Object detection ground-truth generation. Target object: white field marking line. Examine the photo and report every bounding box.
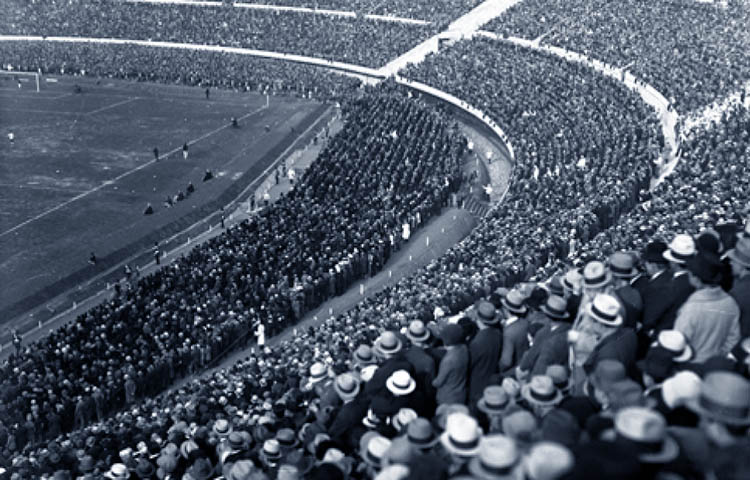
[0,103,268,238]
[1,107,84,115]
[85,96,137,115]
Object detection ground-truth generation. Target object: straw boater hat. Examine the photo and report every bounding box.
[434,403,470,431]
[561,269,583,295]
[308,362,330,385]
[440,413,483,457]
[405,417,440,449]
[476,301,500,325]
[523,442,574,480]
[334,373,361,402]
[361,434,392,470]
[353,345,377,367]
[585,293,623,327]
[262,439,282,462]
[654,330,693,363]
[467,434,521,480]
[547,275,564,297]
[374,331,403,358]
[391,408,418,432]
[213,418,232,438]
[687,372,750,426]
[502,290,527,315]
[582,261,611,290]
[608,252,638,279]
[663,234,696,264]
[726,237,750,268]
[540,295,569,320]
[477,385,510,416]
[521,375,563,407]
[611,407,679,464]
[386,370,416,397]
[104,463,129,479]
[405,320,431,344]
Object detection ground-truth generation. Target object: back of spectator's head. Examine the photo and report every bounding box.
[685,251,723,286]
[541,409,581,449]
[697,229,723,255]
[439,324,464,347]
[641,240,668,266]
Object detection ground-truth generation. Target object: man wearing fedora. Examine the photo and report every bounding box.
[642,234,697,335]
[674,252,740,363]
[517,295,573,376]
[468,301,503,404]
[727,237,750,337]
[499,291,531,376]
[608,251,644,329]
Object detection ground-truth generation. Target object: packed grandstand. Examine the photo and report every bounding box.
[1,0,750,479]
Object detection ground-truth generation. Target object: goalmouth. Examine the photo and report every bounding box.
[0,69,41,92]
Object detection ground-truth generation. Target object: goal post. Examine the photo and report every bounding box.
[0,69,41,92]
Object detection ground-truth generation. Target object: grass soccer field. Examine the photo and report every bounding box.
[0,75,326,322]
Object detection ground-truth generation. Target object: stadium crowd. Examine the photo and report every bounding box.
[487,0,750,115]
[1,0,434,68]
[0,88,465,462]
[0,42,361,101]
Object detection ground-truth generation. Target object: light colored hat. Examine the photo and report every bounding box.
[262,439,282,461]
[502,290,527,315]
[405,417,439,449]
[502,377,521,399]
[391,408,417,432]
[434,403,470,431]
[540,295,569,320]
[522,375,563,407]
[104,463,129,479]
[374,331,403,358]
[440,413,483,457]
[386,370,416,396]
[334,373,361,402]
[586,293,623,327]
[524,442,574,480]
[726,237,750,268]
[663,234,696,264]
[374,464,410,480]
[609,252,638,279]
[686,372,750,426]
[213,418,232,437]
[582,261,611,289]
[360,364,378,382]
[362,435,392,469]
[613,407,679,463]
[562,269,583,294]
[477,385,510,415]
[661,371,701,409]
[656,330,693,363]
[467,434,520,479]
[476,301,500,324]
[501,410,538,444]
[405,320,431,343]
[353,345,377,366]
[545,365,572,393]
[308,362,330,385]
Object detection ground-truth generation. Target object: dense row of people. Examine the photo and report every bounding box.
[0,88,466,459]
[0,42,361,101]
[1,0,434,68]
[487,0,750,115]
[4,219,750,478]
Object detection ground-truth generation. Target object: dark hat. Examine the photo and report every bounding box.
[476,301,499,325]
[134,459,155,479]
[570,440,642,480]
[685,252,723,284]
[641,240,668,264]
[638,347,675,383]
[440,324,463,346]
[696,229,722,255]
[540,295,569,320]
[541,409,581,448]
[186,458,214,480]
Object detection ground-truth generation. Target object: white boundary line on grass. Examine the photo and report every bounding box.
[0,102,268,238]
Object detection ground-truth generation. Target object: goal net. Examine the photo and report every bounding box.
[0,69,41,92]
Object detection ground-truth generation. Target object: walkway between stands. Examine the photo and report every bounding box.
[377,0,522,77]
[680,79,750,135]
[126,0,432,25]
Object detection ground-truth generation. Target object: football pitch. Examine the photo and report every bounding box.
[0,76,326,322]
